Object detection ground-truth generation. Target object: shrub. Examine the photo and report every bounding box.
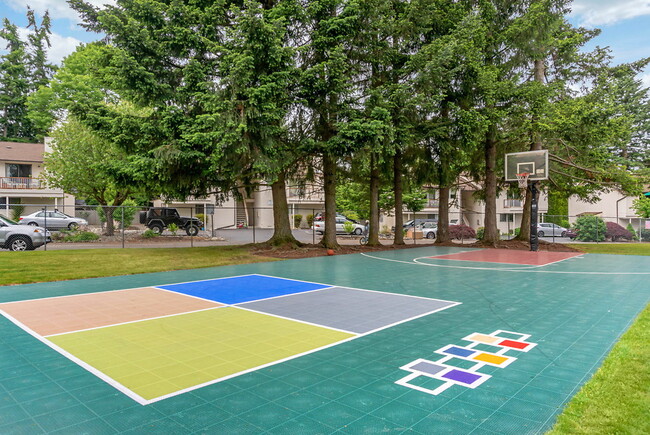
[142,229,159,238]
[168,223,179,235]
[343,210,360,221]
[380,225,391,235]
[476,227,485,240]
[449,224,476,239]
[343,220,355,234]
[605,222,633,241]
[626,223,638,240]
[639,229,650,242]
[11,204,24,222]
[97,200,139,229]
[63,231,100,242]
[514,227,521,237]
[574,215,606,242]
[293,214,303,228]
[306,214,314,227]
[196,214,206,226]
[559,219,570,230]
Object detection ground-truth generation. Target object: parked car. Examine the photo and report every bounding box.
[0,215,51,251]
[403,219,437,229]
[536,223,567,237]
[19,210,88,230]
[565,229,578,239]
[421,222,438,239]
[313,212,353,222]
[312,217,365,235]
[139,207,203,236]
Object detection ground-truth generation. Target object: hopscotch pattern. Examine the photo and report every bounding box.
[396,330,537,396]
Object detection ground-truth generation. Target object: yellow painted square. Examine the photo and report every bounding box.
[49,307,354,400]
[473,353,509,365]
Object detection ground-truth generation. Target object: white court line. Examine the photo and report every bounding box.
[422,251,583,269]
[232,305,359,335]
[361,252,650,275]
[146,332,362,404]
[0,273,261,305]
[0,309,149,405]
[44,306,225,338]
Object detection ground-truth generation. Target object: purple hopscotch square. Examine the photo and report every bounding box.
[442,369,482,385]
[444,346,476,358]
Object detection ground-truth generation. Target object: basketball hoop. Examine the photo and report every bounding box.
[516,172,530,189]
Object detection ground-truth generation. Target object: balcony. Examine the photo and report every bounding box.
[0,177,43,189]
[427,200,440,208]
[503,199,522,208]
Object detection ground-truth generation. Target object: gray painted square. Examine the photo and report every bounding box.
[236,287,457,334]
[411,361,447,376]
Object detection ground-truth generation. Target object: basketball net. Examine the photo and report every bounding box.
[516,172,529,189]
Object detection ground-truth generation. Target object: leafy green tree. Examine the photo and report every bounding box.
[297,0,361,249]
[70,0,303,246]
[44,118,140,236]
[632,197,650,218]
[0,9,55,140]
[0,19,31,139]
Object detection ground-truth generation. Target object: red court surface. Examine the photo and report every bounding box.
[429,248,583,266]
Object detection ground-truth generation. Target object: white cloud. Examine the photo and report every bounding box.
[3,0,116,23]
[16,27,82,65]
[571,0,650,27]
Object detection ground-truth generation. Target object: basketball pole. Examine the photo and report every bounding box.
[529,181,539,252]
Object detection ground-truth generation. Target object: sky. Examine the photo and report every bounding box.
[0,0,649,86]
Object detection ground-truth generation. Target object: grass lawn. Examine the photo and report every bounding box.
[566,243,650,256]
[548,304,649,434]
[0,246,278,285]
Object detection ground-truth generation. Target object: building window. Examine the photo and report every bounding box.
[5,164,32,178]
[500,213,514,222]
[195,204,205,215]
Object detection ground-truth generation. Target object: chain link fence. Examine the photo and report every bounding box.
[1,203,648,250]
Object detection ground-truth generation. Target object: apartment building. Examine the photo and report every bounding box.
[0,140,75,219]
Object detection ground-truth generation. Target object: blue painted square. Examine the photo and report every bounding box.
[444,346,476,358]
[158,274,329,304]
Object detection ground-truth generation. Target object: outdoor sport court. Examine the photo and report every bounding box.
[1,246,648,433]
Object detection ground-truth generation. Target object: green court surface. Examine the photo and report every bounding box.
[1,246,648,434]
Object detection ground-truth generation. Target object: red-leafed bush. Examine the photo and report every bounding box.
[449,224,476,239]
[605,222,633,241]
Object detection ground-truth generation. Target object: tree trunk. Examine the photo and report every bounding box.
[483,125,499,245]
[436,186,451,243]
[268,172,301,246]
[102,206,115,236]
[393,150,404,245]
[518,59,545,241]
[368,153,380,246]
[320,153,339,249]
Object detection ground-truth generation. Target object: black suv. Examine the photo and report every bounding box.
[139,208,202,236]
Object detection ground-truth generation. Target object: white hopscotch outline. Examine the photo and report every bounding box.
[396,330,538,396]
[0,274,461,405]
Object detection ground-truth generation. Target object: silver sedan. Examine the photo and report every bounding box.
[19,211,88,230]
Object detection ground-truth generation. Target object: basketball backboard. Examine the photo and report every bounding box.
[504,150,548,181]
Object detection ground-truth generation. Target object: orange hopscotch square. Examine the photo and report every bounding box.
[0,288,223,336]
[472,353,509,365]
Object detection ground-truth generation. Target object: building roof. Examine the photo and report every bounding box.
[0,142,45,163]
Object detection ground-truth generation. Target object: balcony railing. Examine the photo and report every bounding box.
[428,200,440,208]
[0,177,43,189]
[503,199,522,208]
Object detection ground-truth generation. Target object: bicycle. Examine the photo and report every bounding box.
[359,235,368,245]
